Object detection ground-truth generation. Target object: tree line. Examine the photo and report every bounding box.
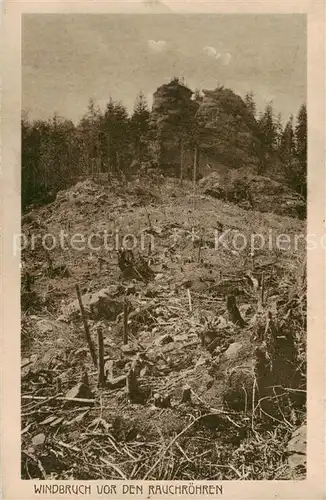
[22,92,150,209]
[245,93,307,197]
[22,83,307,210]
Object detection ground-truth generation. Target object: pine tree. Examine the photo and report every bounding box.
[279,115,295,164]
[21,114,37,209]
[100,99,130,176]
[130,92,150,161]
[258,102,277,152]
[274,112,283,149]
[244,91,256,117]
[295,104,307,170]
[280,105,307,198]
[257,102,278,172]
[78,98,102,175]
[22,114,77,209]
[293,104,307,197]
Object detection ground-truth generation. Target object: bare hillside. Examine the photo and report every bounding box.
[21,177,307,480]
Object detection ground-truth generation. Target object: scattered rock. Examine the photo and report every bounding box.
[37,319,54,335]
[223,342,244,361]
[60,286,124,322]
[65,382,94,401]
[32,433,46,447]
[106,375,127,390]
[36,319,71,341]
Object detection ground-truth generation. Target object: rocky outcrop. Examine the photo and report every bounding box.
[150,81,262,177]
[196,86,261,169]
[199,170,306,218]
[150,79,198,174]
[151,79,196,134]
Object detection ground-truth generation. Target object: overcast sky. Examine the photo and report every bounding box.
[22,13,306,124]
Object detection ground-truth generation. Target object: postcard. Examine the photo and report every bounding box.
[1,1,325,498]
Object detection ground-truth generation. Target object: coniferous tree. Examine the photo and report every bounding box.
[78,98,102,175]
[279,115,295,165]
[22,114,77,209]
[130,92,150,161]
[99,99,130,176]
[293,104,307,197]
[274,112,283,149]
[258,102,278,152]
[295,104,307,172]
[257,102,278,173]
[22,114,38,209]
[21,80,308,209]
[279,106,307,198]
[244,91,256,118]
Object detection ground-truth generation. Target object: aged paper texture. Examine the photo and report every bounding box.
[1,1,325,499]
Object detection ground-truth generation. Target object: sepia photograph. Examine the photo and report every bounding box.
[19,9,309,483]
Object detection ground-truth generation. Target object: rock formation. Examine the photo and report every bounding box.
[150,80,262,177]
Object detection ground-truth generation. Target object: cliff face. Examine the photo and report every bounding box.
[150,79,198,174]
[199,170,306,219]
[150,80,261,176]
[196,87,261,170]
[151,79,196,134]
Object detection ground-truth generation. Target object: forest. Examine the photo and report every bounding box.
[21,78,307,480]
[21,78,307,211]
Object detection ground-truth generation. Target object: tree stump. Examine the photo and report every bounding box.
[226,294,245,327]
[181,385,192,404]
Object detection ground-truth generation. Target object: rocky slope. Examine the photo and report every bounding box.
[199,171,306,219]
[21,177,306,480]
[196,87,261,169]
[150,81,262,177]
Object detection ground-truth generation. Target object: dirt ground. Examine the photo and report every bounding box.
[21,177,307,480]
